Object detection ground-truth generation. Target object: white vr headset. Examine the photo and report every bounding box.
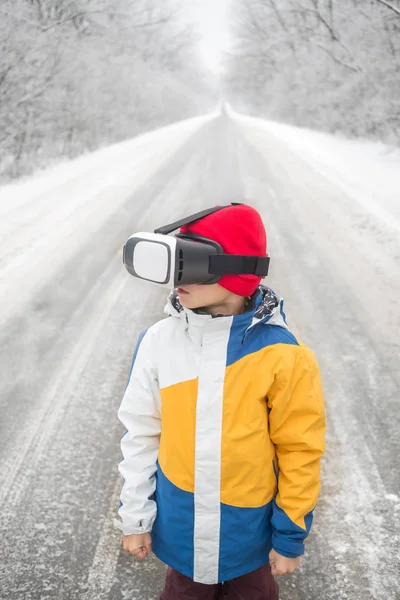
[122,204,270,287]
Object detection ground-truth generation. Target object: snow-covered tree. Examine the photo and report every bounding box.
[0,0,215,180]
[225,0,400,142]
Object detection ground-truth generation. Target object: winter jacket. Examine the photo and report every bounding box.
[115,286,326,584]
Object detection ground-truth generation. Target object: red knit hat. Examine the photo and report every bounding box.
[180,204,267,297]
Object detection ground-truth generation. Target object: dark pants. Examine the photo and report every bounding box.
[160,564,279,600]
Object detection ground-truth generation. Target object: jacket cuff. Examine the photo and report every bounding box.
[113,517,153,536]
[271,532,304,558]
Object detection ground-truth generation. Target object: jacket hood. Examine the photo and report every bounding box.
[165,285,289,334]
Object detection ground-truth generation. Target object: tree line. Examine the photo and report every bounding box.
[0,0,214,180]
[225,0,400,143]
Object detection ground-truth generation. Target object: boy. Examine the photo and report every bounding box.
[115,203,326,599]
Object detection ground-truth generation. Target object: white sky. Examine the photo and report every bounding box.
[190,0,232,74]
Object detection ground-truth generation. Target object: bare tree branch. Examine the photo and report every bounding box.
[244,2,270,44]
[0,64,14,90]
[328,0,334,33]
[384,18,397,55]
[41,10,172,31]
[265,0,298,57]
[314,43,361,73]
[292,5,339,40]
[375,0,400,16]
[14,40,61,107]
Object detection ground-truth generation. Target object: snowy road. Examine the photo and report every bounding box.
[0,113,399,600]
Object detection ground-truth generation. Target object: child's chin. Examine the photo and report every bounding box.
[178,295,199,309]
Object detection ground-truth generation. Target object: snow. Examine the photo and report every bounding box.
[230,109,400,232]
[385,493,400,503]
[1,109,399,600]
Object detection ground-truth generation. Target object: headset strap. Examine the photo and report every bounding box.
[209,255,270,277]
[154,203,243,235]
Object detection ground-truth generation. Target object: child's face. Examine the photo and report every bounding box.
[177,284,245,315]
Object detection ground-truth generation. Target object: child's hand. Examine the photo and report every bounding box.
[122,533,152,560]
[269,549,301,576]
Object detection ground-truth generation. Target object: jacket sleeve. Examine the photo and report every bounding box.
[267,342,326,558]
[114,329,161,536]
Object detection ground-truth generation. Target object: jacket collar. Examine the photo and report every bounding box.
[165,285,289,344]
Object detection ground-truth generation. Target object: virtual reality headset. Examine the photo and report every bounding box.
[122,204,270,287]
